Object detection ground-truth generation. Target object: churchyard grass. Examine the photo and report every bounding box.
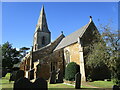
[1,73,114,89]
[0,73,14,90]
[48,83,74,88]
[86,81,114,88]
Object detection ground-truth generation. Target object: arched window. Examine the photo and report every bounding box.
[42,36,45,45]
[65,50,70,64]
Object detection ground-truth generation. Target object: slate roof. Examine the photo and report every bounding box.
[54,21,91,51]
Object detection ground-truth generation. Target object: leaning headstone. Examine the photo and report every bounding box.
[14,77,32,90]
[75,72,81,89]
[15,70,24,82]
[33,78,48,90]
[49,71,56,84]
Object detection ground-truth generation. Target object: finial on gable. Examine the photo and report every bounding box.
[89,16,92,22]
[61,31,63,34]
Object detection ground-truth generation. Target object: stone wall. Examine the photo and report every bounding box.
[36,49,64,80]
[20,55,31,72]
[63,42,86,81]
[64,43,80,65]
[33,61,39,79]
[36,63,50,80]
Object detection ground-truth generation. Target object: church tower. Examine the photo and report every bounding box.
[33,5,51,51]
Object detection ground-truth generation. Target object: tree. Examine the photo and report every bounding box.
[85,42,111,81]
[85,21,120,85]
[65,62,80,81]
[83,27,111,81]
[19,47,30,58]
[99,23,120,86]
[2,42,20,69]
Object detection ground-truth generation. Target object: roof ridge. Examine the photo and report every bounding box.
[79,21,91,37]
[52,33,65,43]
[54,21,92,51]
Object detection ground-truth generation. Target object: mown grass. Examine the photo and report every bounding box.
[87,81,114,88]
[1,73,75,90]
[0,73,14,90]
[1,73,114,90]
[49,83,74,88]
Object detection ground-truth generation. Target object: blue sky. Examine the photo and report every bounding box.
[2,2,118,50]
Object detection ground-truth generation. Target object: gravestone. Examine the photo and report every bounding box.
[49,71,56,84]
[14,77,32,90]
[113,85,119,90]
[75,72,81,89]
[14,77,48,89]
[15,70,24,82]
[56,71,63,83]
[33,78,48,90]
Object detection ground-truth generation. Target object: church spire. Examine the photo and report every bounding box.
[33,5,51,51]
[37,5,50,33]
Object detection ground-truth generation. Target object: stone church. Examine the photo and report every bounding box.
[20,5,101,82]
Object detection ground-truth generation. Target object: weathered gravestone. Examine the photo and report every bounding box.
[75,72,81,89]
[14,77,32,90]
[33,77,48,90]
[49,71,56,84]
[113,85,120,90]
[56,70,63,83]
[15,70,24,82]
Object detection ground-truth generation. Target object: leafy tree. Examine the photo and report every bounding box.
[85,21,120,86]
[2,42,20,69]
[83,26,110,81]
[99,23,120,86]
[85,39,111,81]
[65,62,80,81]
[19,47,30,58]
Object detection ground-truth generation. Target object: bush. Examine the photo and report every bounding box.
[65,62,80,81]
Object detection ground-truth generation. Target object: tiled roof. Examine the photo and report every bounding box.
[54,21,91,51]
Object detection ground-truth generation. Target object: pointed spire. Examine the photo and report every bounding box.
[36,5,50,33]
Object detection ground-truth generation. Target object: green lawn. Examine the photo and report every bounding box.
[0,73,14,90]
[0,73,75,90]
[87,81,114,88]
[48,83,74,88]
[0,73,114,90]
